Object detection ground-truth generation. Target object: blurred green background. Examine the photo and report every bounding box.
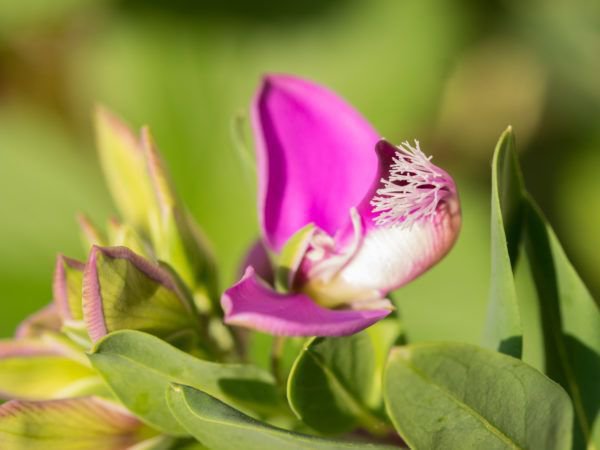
[1,0,598,341]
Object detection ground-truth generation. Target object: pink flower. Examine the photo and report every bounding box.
[222,75,461,336]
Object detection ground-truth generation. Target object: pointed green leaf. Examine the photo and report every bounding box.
[287,326,392,436]
[89,330,281,436]
[82,246,199,343]
[95,110,217,312]
[156,207,219,313]
[95,107,157,237]
[0,339,97,400]
[523,196,600,450]
[107,218,154,259]
[482,127,524,358]
[77,213,107,250]
[141,128,218,312]
[53,254,85,321]
[0,396,152,449]
[167,384,397,450]
[384,342,573,450]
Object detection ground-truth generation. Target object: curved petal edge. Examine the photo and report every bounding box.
[252,74,379,251]
[221,267,391,337]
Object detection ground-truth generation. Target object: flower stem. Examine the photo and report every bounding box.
[270,336,287,386]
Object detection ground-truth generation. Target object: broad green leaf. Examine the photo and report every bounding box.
[167,384,398,450]
[384,342,573,450]
[523,196,600,450]
[287,328,391,435]
[95,107,157,237]
[482,127,524,358]
[53,254,85,321]
[274,224,315,292]
[89,330,281,436]
[0,338,97,400]
[82,246,199,344]
[0,396,153,449]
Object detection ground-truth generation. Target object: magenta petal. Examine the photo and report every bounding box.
[237,239,274,285]
[221,268,391,337]
[252,74,379,251]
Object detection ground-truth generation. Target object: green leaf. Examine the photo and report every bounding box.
[53,254,85,321]
[95,107,158,238]
[82,246,200,344]
[89,330,281,436]
[76,213,107,251]
[95,109,218,314]
[287,327,391,435]
[156,207,219,313]
[522,196,600,450]
[167,384,398,450]
[107,218,154,259]
[140,128,219,312]
[0,338,98,400]
[384,342,573,450]
[482,127,524,358]
[0,396,153,449]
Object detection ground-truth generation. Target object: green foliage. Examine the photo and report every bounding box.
[482,127,523,358]
[0,90,597,450]
[384,342,573,450]
[0,396,153,449]
[287,323,398,436]
[480,128,600,450]
[166,384,398,450]
[82,246,200,344]
[522,197,600,449]
[95,110,219,312]
[0,348,96,400]
[89,330,281,436]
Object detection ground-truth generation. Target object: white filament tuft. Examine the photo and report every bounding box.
[370,141,452,228]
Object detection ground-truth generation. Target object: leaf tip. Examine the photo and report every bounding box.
[82,245,108,342]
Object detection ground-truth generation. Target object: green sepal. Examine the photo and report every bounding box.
[53,254,85,321]
[82,245,201,346]
[274,223,315,292]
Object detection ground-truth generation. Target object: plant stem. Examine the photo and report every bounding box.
[270,336,287,386]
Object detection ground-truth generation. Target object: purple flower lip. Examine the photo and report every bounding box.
[222,267,392,337]
[222,74,461,337]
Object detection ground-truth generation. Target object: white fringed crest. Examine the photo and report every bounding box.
[370,141,452,228]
